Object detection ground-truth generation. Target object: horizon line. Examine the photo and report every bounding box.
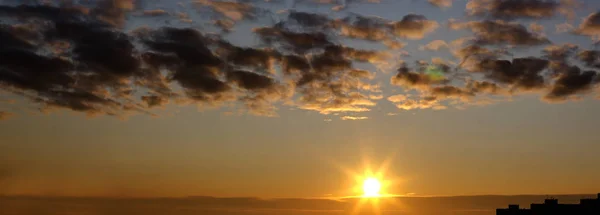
[1,193,598,200]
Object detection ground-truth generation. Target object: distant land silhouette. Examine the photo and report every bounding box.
[1,194,599,215]
[497,193,600,215]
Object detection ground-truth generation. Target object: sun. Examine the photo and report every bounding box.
[324,149,408,215]
[362,177,381,197]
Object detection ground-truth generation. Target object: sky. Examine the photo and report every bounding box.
[1,0,600,199]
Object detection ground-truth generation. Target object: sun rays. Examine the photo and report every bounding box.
[320,148,411,215]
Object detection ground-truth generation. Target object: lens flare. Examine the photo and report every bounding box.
[425,65,445,81]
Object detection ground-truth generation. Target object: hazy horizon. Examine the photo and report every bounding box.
[2,1,600,212]
[2,192,599,199]
[2,194,598,215]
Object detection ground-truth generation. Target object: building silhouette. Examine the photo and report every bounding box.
[497,193,600,215]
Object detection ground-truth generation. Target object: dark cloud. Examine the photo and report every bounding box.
[0,1,384,117]
[389,61,486,110]
[280,54,310,75]
[540,44,581,80]
[389,14,439,40]
[476,57,549,91]
[467,80,505,94]
[429,85,475,99]
[172,66,232,102]
[452,44,512,72]
[0,4,87,22]
[0,49,73,92]
[227,70,277,91]
[254,26,333,54]
[91,0,136,27]
[140,27,221,66]
[543,44,579,62]
[254,14,389,114]
[544,68,599,101]
[0,4,142,116]
[52,20,141,78]
[44,90,125,114]
[217,44,278,73]
[452,43,600,103]
[138,27,292,115]
[302,51,352,84]
[467,0,568,20]
[574,12,600,38]
[539,44,600,101]
[283,12,435,49]
[451,20,550,46]
[257,10,434,51]
[287,11,332,30]
[140,27,230,102]
[388,44,598,110]
[288,45,378,114]
[334,14,390,41]
[1,1,599,118]
[141,94,169,108]
[391,62,448,89]
[577,50,600,69]
[226,70,289,116]
[0,46,126,115]
[0,24,37,50]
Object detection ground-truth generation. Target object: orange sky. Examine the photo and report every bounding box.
[1,0,600,198]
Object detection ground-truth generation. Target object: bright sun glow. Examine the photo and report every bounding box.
[362,178,381,197]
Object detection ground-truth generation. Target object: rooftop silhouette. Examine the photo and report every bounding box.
[497,193,600,215]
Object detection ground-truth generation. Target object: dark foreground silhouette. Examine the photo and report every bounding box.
[497,193,600,215]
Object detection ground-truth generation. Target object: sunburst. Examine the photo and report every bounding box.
[324,150,409,215]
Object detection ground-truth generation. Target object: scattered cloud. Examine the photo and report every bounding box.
[0,0,599,119]
[578,50,600,69]
[475,57,550,91]
[335,14,391,41]
[450,20,550,46]
[544,68,598,102]
[466,0,573,20]
[390,14,439,40]
[391,62,448,89]
[429,0,453,8]
[575,12,600,40]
